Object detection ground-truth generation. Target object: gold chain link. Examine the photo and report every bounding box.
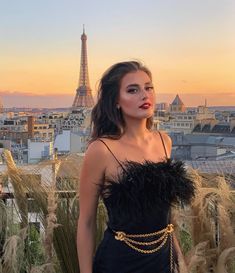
[170,232,173,273]
[124,232,169,254]
[113,224,175,272]
[123,226,168,238]
[125,232,167,246]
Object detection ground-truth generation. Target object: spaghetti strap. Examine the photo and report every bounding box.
[97,139,126,172]
[158,131,169,159]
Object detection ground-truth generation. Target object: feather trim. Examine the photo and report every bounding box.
[100,159,195,225]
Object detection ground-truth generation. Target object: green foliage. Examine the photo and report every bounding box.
[27,224,45,266]
[0,174,9,187]
[0,200,7,258]
[179,229,193,255]
[225,258,235,273]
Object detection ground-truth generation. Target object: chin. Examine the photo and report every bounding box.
[139,113,153,119]
[143,110,154,118]
[124,110,154,120]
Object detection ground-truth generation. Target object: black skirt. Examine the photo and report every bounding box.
[93,227,178,273]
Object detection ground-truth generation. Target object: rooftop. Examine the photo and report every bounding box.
[185,160,235,176]
[171,94,185,106]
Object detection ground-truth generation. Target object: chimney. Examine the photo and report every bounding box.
[28,116,35,139]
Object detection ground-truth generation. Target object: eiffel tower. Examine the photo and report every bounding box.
[72,26,94,110]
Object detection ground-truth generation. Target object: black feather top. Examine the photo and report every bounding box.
[99,159,195,231]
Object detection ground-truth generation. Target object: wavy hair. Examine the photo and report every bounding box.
[91,61,153,140]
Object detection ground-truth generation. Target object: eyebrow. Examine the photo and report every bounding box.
[126,82,152,88]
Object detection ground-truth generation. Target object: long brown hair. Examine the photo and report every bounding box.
[91,61,153,140]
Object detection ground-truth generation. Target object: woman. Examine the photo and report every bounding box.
[77,61,194,273]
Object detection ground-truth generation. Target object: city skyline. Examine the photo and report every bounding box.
[1,0,235,107]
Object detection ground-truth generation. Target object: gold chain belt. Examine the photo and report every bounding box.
[112,224,175,272]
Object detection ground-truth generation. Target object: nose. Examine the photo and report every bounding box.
[140,87,149,100]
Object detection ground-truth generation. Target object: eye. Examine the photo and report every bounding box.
[145,86,154,92]
[127,88,139,93]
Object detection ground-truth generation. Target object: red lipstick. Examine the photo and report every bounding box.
[139,103,151,109]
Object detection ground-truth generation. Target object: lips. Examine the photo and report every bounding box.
[139,103,151,109]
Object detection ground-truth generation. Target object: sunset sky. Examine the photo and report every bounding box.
[1,0,235,108]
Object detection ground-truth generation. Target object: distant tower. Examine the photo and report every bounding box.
[0,97,4,113]
[170,94,186,112]
[72,26,94,110]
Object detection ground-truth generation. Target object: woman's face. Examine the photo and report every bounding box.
[117,70,155,121]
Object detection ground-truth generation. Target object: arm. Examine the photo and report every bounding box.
[77,141,107,273]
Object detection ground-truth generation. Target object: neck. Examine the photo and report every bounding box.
[123,118,151,143]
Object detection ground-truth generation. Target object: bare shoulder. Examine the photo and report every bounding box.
[81,139,110,181]
[85,138,109,158]
[158,130,172,147]
[153,130,172,156]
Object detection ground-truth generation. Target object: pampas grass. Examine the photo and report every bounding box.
[29,263,54,273]
[216,247,235,273]
[1,149,235,273]
[44,186,58,259]
[2,228,27,273]
[178,167,235,273]
[52,191,79,273]
[4,150,28,228]
[95,200,107,249]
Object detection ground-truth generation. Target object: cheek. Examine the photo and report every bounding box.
[122,100,136,109]
[119,95,137,108]
[152,92,156,103]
